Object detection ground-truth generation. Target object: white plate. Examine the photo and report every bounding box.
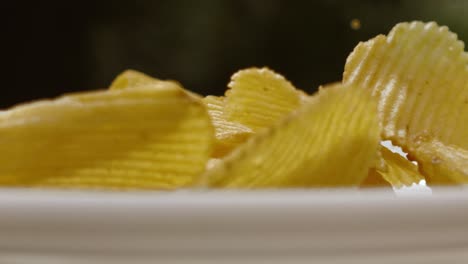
[1,188,468,264]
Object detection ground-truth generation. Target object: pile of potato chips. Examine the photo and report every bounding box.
[0,21,466,190]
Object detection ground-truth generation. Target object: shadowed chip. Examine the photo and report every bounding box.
[378,146,425,188]
[203,95,253,158]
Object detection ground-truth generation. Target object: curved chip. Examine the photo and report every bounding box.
[109,69,202,101]
[378,146,425,188]
[203,95,253,157]
[225,67,306,132]
[361,145,424,188]
[109,69,159,90]
[344,21,468,183]
[201,83,381,188]
[361,168,391,188]
[409,137,468,184]
[0,86,214,189]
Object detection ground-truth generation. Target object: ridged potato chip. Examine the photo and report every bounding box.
[225,68,307,132]
[0,86,213,189]
[344,21,468,184]
[202,83,381,188]
[361,168,391,188]
[378,146,425,188]
[204,68,306,158]
[203,95,253,157]
[409,138,468,184]
[360,146,424,188]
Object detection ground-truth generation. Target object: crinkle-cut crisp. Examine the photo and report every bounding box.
[360,146,424,189]
[378,146,425,188]
[409,137,468,184]
[0,86,214,189]
[344,21,468,184]
[202,83,381,188]
[206,68,307,157]
[225,68,307,132]
[203,95,253,157]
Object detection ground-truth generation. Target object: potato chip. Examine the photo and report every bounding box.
[361,168,391,188]
[224,68,307,132]
[409,137,468,184]
[109,69,202,100]
[201,83,380,188]
[360,145,424,188]
[109,69,159,90]
[343,21,468,183]
[0,86,213,189]
[203,95,253,157]
[377,146,425,188]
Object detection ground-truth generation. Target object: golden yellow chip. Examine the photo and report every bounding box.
[201,83,381,188]
[377,146,425,188]
[361,168,391,188]
[224,68,306,132]
[344,21,468,183]
[409,137,468,184]
[203,95,253,157]
[0,86,213,189]
[109,69,158,90]
[109,69,202,100]
[360,146,424,188]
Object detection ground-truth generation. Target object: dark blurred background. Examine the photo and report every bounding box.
[4,0,468,108]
